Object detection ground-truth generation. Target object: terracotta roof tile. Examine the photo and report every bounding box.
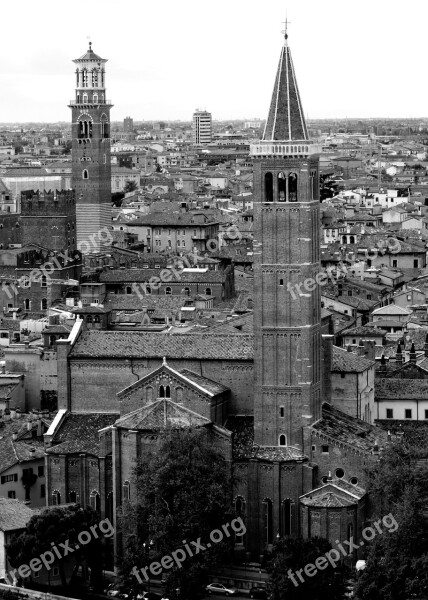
[46,413,118,455]
[332,346,375,373]
[70,331,254,360]
[0,498,34,531]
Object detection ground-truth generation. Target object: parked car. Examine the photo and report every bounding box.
[249,586,268,599]
[104,583,129,598]
[205,582,236,596]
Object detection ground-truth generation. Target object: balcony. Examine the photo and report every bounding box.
[69,99,112,106]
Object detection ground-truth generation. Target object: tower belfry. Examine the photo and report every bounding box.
[69,43,112,253]
[252,28,323,449]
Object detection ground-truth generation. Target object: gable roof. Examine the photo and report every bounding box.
[372,304,412,316]
[114,398,211,430]
[332,346,375,373]
[117,361,229,399]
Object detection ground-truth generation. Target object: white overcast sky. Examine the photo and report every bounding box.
[1,0,428,123]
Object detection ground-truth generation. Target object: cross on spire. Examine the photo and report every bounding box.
[281,14,290,43]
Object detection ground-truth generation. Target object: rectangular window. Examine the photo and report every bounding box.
[386,408,393,419]
[414,259,419,268]
[38,465,44,477]
[41,484,46,498]
[393,260,398,268]
[321,445,329,454]
[1,474,18,484]
[279,406,284,418]
[425,409,428,419]
[348,290,352,296]
[405,409,412,419]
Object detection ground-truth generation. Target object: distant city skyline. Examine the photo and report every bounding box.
[1,0,428,123]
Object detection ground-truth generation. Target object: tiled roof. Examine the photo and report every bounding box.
[0,498,34,532]
[114,399,211,430]
[125,212,217,226]
[179,369,229,395]
[375,378,428,400]
[99,269,225,284]
[300,492,355,507]
[105,294,189,312]
[226,416,306,462]
[332,346,375,373]
[70,331,254,360]
[372,305,412,316]
[341,326,386,337]
[311,403,388,453]
[46,413,118,455]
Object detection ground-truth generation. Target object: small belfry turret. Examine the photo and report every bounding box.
[69,43,112,253]
[252,25,322,449]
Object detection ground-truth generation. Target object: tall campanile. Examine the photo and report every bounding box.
[252,29,322,449]
[69,43,112,252]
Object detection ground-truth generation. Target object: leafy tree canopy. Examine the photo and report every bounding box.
[119,427,235,599]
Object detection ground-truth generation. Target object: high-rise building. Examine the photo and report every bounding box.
[123,116,133,133]
[192,109,212,145]
[252,29,323,449]
[69,43,112,253]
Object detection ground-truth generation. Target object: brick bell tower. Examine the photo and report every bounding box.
[252,28,323,449]
[69,43,112,253]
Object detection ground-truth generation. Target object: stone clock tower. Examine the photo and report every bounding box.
[252,30,323,450]
[69,43,112,253]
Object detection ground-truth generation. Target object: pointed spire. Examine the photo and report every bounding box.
[396,342,403,364]
[263,26,308,142]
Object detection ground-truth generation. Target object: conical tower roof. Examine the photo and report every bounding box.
[263,33,308,142]
[73,42,106,63]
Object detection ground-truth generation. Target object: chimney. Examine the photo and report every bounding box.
[3,409,10,422]
[15,408,21,419]
[378,354,387,373]
[410,342,417,364]
[10,407,16,420]
[396,342,403,365]
[363,340,375,361]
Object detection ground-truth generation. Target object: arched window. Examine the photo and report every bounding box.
[24,299,30,311]
[82,93,88,104]
[282,499,292,536]
[279,279,284,286]
[288,173,298,202]
[234,496,246,544]
[350,236,355,244]
[146,386,153,402]
[41,275,47,287]
[262,498,273,545]
[146,286,152,294]
[205,287,212,296]
[165,287,172,295]
[165,385,171,398]
[159,385,165,398]
[41,298,47,310]
[279,434,287,446]
[90,490,101,512]
[82,169,89,180]
[69,490,79,503]
[123,481,130,502]
[278,172,286,201]
[92,69,98,87]
[264,172,273,202]
[52,490,61,506]
[101,115,109,139]
[93,93,98,104]
[126,286,132,294]
[82,69,88,87]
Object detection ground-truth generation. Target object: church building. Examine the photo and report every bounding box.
[44,32,387,566]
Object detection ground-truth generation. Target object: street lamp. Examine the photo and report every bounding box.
[142,540,154,593]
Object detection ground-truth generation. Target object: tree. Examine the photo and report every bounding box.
[355,439,428,600]
[124,180,138,194]
[7,505,108,590]
[119,428,235,599]
[267,536,345,600]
